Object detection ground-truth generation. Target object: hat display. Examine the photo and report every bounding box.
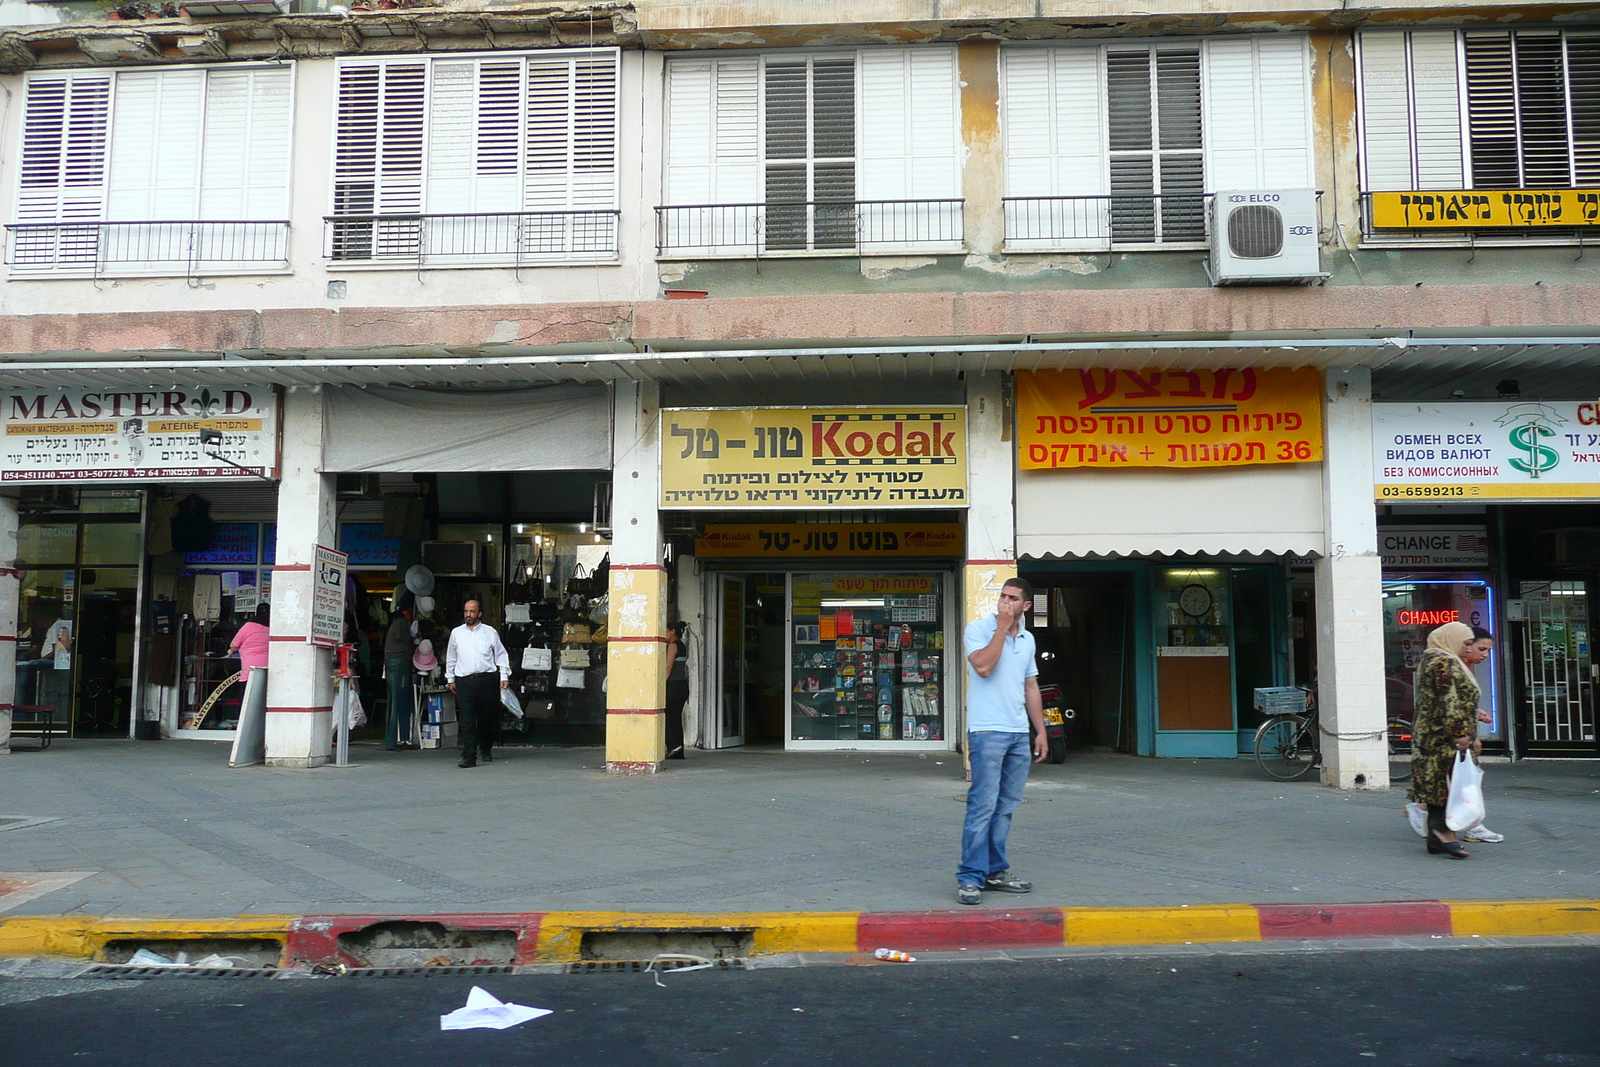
[404,565,435,597]
[416,595,436,616]
[412,638,439,672]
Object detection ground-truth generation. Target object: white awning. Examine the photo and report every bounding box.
[321,383,611,473]
[1016,464,1325,559]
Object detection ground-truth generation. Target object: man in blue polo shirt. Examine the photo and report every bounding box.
[957,576,1048,905]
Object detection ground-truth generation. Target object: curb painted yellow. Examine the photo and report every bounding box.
[0,916,294,961]
[533,911,861,963]
[1064,906,1262,946]
[1447,900,1600,938]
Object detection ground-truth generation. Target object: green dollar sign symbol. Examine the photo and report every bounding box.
[1509,422,1559,479]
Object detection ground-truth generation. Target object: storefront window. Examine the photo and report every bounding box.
[790,572,946,743]
[17,524,78,566]
[81,522,142,566]
[1382,575,1501,738]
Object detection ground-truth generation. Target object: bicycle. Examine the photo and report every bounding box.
[1251,685,1415,783]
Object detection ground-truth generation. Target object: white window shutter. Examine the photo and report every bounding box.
[713,57,760,203]
[377,63,426,219]
[858,46,959,249]
[857,46,958,200]
[425,59,477,214]
[200,67,292,220]
[14,72,111,269]
[664,58,714,205]
[664,55,757,252]
[1409,31,1464,187]
[1358,31,1416,190]
[1254,36,1313,188]
[1002,46,1107,246]
[107,70,204,222]
[523,49,617,256]
[1202,36,1312,191]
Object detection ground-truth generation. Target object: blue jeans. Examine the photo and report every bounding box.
[958,730,1032,887]
[385,657,414,749]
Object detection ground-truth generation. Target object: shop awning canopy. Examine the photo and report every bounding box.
[2,336,1598,396]
[1016,463,1326,560]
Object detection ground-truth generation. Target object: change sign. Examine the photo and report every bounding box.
[660,407,968,510]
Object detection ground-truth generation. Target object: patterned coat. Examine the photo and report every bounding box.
[1407,649,1480,807]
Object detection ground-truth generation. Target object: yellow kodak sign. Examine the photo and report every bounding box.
[661,407,968,509]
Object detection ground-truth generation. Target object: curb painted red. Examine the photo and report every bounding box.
[1256,901,1453,940]
[857,908,1064,952]
[285,912,545,967]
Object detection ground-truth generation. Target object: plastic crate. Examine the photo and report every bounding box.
[1253,687,1308,715]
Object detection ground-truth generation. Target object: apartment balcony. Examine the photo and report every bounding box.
[1002,195,1212,253]
[323,210,620,267]
[4,220,291,278]
[654,199,965,258]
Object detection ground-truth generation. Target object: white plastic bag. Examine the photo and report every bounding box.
[500,686,524,720]
[1444,749,1485,831]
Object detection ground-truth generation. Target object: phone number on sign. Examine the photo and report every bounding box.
[1378,485,1470,498]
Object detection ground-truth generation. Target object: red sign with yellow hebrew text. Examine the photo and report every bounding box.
[1016,368,1323,469]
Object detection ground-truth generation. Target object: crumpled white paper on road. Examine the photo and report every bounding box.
[440,986,553,1031]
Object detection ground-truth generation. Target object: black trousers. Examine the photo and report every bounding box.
[456,672,501,760]
[665,679,689,754]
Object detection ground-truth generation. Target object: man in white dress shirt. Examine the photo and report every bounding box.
[446,599,510,768]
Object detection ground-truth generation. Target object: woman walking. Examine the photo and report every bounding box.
[1408,620,1481,859]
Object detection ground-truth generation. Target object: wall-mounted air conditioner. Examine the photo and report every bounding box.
[1206,190,1327,286]
[422,541,481,577]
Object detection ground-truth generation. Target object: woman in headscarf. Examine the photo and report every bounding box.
[1407,621,1481,859]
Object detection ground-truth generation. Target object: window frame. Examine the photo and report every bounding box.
[658,45,964,260]
[8,62,296,280]
[998,35,1316,254]
[1354,25,1600,247]
[325,47,623,270]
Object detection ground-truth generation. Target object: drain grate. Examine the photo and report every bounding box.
[340,965,519,978]
[81,964,279,980]
[567,959,746,975]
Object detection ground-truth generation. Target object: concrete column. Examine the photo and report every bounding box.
[0,495,17,754]
[605,379,668,774]
[963,371,1017,628]
[1315,368,1388,789]
[958,41,1004,259]
[265,388,336,768]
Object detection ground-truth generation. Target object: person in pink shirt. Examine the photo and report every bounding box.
[229,604,271,674]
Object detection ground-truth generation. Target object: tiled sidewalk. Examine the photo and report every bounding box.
[0,740,1595,918]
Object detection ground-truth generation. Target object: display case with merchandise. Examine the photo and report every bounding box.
[790,573,946,743]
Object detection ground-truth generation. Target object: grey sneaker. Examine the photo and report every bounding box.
[984,871,1032,894]
[1405,802,1428,839]
[1463,824,1504,843]
[956,883,982,905]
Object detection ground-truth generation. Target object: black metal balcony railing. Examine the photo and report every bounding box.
[654,199,965,256]
[323,210,621,265]
[1003,194,1211,249]
[4,220,291,276]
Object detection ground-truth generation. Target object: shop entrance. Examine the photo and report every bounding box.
[1027,574,1136,752]
[1514,580,1597,757]
[703,566,957,751]
[14,492,143,738]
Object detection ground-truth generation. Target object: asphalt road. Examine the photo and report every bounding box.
[1,946,1596,1067]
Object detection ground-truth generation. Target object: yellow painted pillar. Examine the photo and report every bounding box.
[605,378,667,773]
[605,564,669,771]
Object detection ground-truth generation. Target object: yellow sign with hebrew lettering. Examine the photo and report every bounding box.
[1369,189,1600,229]
[1017,368,1323,469]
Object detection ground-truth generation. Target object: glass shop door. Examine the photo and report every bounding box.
[716,573,747,748]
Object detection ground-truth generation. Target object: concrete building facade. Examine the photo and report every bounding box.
[2,0,1598,777]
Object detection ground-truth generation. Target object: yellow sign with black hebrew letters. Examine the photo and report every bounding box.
[1368,189,1600,229]
[660,407,968,510]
